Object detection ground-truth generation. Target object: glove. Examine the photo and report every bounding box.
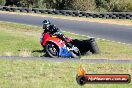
[54,32,64,37]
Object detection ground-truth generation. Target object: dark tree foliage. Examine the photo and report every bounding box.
[3,0,132,12]
[5,0,21,6]
[44,0,73,10]
[5,0,34,7]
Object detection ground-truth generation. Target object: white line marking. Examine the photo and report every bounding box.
[63,31,132,46]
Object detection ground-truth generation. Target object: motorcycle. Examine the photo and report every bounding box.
[40,32,81,58]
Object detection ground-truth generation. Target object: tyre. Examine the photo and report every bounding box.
[52,10,60,14]
[66,11,73,16]
[45,42,59,58]
[126,15,131,19]
[80,12,87,17]
[89,38,99,54]
[25,8,32,13]
[39,10,46,13]
[99,14,104,18]
[5,7,10,11]
[92,14,98,18]
[47,10,52,14]
[111,15,117,19]
[32,9,39,13]
[10,8,16,12]
[73,11,79,16]
[86,13,90,17]
[0,6,3,10]
[104,14,110,19]
[59,10,66,15]
[76,75,87,85]
[86,13,93,17]
[2,7,7,11]
[20,9,27,13]
[70,46,81,59]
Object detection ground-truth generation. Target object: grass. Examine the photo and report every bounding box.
[0,21,132,88]
[83,39,132,59]
[0,59,131,88]
[0,22,42,57]
[0,21,132,59]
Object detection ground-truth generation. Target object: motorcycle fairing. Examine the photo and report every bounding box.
[41,33,65,48]
[59,45,72,58]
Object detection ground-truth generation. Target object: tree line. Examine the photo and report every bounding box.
[0,0,132,12]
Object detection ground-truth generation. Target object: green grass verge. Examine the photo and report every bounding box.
[0,59,131,88]
[0,21,132,59]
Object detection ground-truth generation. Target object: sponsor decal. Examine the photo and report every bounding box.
[76,65,131,85]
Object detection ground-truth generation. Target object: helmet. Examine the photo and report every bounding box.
[42,20,51,29]
[42,20,51,25]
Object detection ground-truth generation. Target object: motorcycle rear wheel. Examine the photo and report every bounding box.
[70,46,81,59]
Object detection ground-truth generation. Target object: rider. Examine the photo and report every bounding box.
[42,20,72,47]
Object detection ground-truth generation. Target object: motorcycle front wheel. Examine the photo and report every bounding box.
[45,42,59,58]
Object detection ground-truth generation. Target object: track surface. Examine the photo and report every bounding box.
[0,12,132,44]
[0,56,132,63]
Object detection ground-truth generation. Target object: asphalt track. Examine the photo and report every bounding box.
[0,12,132,44]
[0,56,132,63]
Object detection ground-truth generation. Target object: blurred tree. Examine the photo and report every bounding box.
[5,0,21,6]
[94,0,132,12]
[5,0,35,7]
[70,0,96,11]
[3,0,132,12]
[43,0,72,10]
[0,0,5,5]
